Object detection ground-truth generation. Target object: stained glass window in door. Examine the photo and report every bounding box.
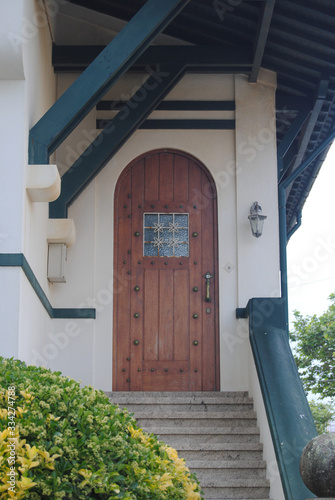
[144,213,189,257]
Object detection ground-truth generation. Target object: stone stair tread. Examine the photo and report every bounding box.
[118,404,254,413]
[174,442,264,451]
[135,410,257,419]
[111,397,254,405]
[158,436,261,447]
[107,391,250,398]
[181,450,264,461]
[151,426,260,435]
[200,478,270,487]
[186,460,266,469]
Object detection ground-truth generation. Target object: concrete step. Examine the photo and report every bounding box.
[107,391,250,400]
[149,426,260,435]
[201,478,270,488]
[111,396,254,404]
[172,442,264,452]
[188,460,267,480]
[193,468,267,481]
[156,433,261,447]
[136,411,257,429]
[108,392,254,407]
[202,484,270,500]
[176,448,265,461]
[203,491,270,500]
[106,391,270,499]
[117,402,254,412]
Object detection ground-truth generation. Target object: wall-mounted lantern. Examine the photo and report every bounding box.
[248,202,267,238]
[47,243,67,283]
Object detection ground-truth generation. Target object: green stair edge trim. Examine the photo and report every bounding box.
[248,297,316,500]
[0,253,95,319]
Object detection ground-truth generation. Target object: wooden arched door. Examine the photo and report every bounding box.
[113,150,219,391]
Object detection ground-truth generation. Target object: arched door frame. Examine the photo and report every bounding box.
[113,148,220,391]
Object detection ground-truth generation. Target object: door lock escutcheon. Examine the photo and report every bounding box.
[204,272,213,302]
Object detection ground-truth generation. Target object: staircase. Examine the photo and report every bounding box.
[106,392,271,500]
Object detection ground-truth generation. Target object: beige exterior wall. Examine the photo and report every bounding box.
[0,0,56,359]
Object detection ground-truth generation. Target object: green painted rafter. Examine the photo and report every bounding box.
[97,100,236,111]
[52,45,252,72]
[50,65,186,218]
[96,119,236,130]
[29,0,190,165]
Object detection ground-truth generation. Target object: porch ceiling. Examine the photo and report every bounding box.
[52,0,335,235]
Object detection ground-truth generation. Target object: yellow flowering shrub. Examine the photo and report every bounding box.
[0,358,203,499]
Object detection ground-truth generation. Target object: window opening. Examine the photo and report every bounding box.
[143,213,189,257]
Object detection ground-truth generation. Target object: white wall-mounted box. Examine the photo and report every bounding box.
[47,243,67,283]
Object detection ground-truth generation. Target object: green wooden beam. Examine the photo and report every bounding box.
[52,44,253,72]
[96,119,236,130]
[97,100,236,111]
[249,0,276,82]
[280,127,335,190]
[0,253,95,319]
[29,0,190,164]
[49,65,186,218]
[277,108,310,181]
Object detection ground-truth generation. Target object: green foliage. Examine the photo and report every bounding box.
[0,358,203,499]
[290,293,335,433]
[290,292,335,400]
[308,400,335,435]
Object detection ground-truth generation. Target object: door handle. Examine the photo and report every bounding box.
[204,272,213,302]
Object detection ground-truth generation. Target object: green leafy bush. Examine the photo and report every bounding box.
[0,358,203,499]
[309,400,335,435]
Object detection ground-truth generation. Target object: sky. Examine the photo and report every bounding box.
[287,142,335,327]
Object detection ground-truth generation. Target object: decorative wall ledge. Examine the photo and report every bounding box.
[47,219,76,247]
[26,164,60,202]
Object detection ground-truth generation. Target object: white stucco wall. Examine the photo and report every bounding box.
[0,0,56,363]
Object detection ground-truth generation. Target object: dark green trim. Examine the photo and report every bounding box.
[29,0,190,164]
[0,253,95,320]
[249,0,275,82]
[97,100,236,111]
[278,185,289,332]
[277,108,310,182]
[52,44,252,72]
[248,298,317,500]
[97,119,235,130]
[280,128,335,190]
[235,307,248,319]
[287,210,302,241]
[50,65,186,218]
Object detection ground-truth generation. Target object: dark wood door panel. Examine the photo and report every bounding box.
[113,149,219,391]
